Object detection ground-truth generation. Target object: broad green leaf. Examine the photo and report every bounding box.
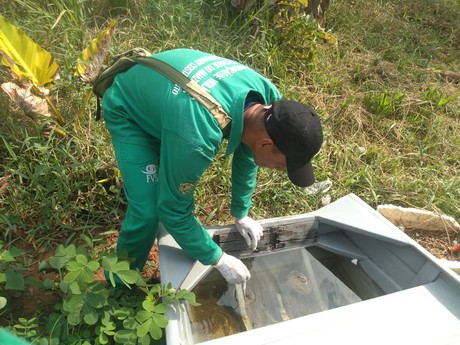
[138,335,151,345]
[79,234,94,248]
[136,275,147,287]
[122,316,137,330]
[165,285,176,295]
[38,260,50,271]
[63,270,79,284]
[176,290,200,306]
[87,292,106,308]
[153,303,167,314]
[0,15,59,88]
[102,255,118,270]
[43,279,55,289]
[76,254,88,265]
[163,295,174,304]
[68,281,81,294]
[0,251,14,262]
[114,307,131,320]
[68,312,82,326]
[90,282,109,295]
[142,300,155,312]
[149,284,162,295]
[83,310,99,325]
[76,246,88,256]
[81,267,95,283]
[112,261,129,272]
[38,339,50,345]
[114,330,136,344]
[50,338,60,345]
[0,296,7,309]
[137,319,151,338]
[87,260,100,272]
[5,270,25,290]
[9,246,24,257]
[48,255,69,270]
[66,260,83,272]
[101,311,111,326]
[104,322,116,335]
[65,244,77,256]
[25,277,43,287]
[99,332,109,345]
[175,289,188,299]
[54,245,66,256]
[149,321,163,340]
[135,310,151,323]
[59,280,69,293]
[152,313,168,328]
[63,294,84,312]
[75,19,117,83]
[108,271,116,288]
[117,270,139,284]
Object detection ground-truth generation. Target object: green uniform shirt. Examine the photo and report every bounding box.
[103,49,281,265]
[0,329,30,345]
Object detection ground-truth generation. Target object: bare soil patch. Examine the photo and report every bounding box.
[404,228,459,261]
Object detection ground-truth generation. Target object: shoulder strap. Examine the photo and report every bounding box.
[93,48,152,120]
[133,56,232,132]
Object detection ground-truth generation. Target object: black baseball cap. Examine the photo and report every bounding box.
[264,100,323,187]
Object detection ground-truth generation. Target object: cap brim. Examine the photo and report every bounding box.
[287,161,315,187]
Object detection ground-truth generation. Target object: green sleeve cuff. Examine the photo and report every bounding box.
[208,246,223,266]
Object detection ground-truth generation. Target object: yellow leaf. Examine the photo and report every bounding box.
[299,0,309,7]
[316,29,338,46]
[75,19,117,83]
[0,15,59,89]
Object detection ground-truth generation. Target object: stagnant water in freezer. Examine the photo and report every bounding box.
[186,247,377,343]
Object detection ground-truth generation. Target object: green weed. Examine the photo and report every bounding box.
[1,238,198,344]
[364,90,406,118]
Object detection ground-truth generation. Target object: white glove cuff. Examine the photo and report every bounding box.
[214,253,226,268]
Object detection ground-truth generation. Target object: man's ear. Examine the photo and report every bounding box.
[257,137,274,148]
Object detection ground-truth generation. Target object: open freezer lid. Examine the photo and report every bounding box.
[314,193,410,244]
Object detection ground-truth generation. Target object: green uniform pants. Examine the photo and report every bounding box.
[112,139,160,272]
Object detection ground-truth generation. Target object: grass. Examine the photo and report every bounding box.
[1,0,459,259]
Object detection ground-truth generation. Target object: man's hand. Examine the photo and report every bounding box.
[235,216,263,250]
[214,252,250,284]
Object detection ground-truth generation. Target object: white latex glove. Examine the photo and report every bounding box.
[214,252,251,284]
[235,216,263,250]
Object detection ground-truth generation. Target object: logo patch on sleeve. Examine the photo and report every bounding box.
[179,182,195,195]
